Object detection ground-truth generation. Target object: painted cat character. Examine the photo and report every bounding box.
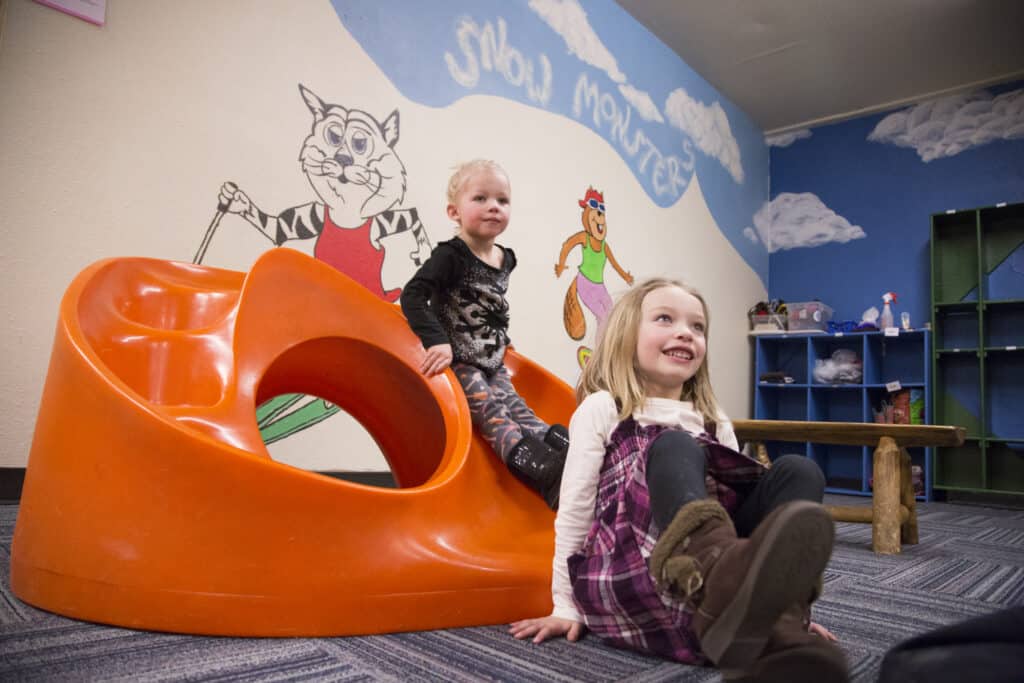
[218,84,431,301]
[554,188,634,350]
[215,84,433,444]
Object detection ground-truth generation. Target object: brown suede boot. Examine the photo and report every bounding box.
[649,499,835,670]
[723,603,848,683]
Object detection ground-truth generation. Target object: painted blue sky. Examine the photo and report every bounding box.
[330,0,770,284]
[769,80,1024,329]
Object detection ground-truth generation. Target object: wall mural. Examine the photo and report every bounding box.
[746,192,867,254]
[554,187,633,367]
[331,0,769,285]
[868,87,1024,162]
[195,84,432,444]
[191,0,777,444]
[759,86,1024,256]
[766,81,1024,335]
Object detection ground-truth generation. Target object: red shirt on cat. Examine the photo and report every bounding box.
[315,207,401,302]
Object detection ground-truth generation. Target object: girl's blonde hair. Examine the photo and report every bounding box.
[445,159,510,205]
[577,277,722,426]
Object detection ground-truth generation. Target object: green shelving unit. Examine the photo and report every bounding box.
[931,201,1024,497]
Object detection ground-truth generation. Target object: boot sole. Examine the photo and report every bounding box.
[722,642,848,683]
[700,501,835,669]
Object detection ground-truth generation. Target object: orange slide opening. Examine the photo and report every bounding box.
[11,249,576,636]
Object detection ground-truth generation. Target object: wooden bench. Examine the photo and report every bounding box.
[732,420,966,554]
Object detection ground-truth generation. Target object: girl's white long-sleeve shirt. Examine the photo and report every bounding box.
[550,390,738,622]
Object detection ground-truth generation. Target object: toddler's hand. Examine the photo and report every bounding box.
[420,343,453,376]
[509,616,584,644]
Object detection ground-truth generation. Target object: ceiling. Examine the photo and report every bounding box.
[616,0,1024,135]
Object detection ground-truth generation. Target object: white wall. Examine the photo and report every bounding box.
[0,0,766,471]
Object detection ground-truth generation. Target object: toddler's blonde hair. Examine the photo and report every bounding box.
[446,159,510,205]
[577,278,723,426]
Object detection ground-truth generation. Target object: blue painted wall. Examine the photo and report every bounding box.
[768,79,1024,328]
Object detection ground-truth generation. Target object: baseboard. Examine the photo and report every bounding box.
[0,468,26,504]
[940,489,1024,510]
[0,468,395,504]
[319,471,396,488]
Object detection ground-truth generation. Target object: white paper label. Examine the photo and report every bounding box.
[884,327,899,336]
[1008,346,1018,351]
[886,381,902,392]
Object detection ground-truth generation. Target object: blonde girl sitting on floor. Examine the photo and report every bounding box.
[511,278,847,682]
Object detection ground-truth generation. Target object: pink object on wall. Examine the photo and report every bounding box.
[33,0,106,27]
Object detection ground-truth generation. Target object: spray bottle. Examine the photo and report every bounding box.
[880,292,897,329]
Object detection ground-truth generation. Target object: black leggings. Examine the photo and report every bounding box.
[645,430,825,537]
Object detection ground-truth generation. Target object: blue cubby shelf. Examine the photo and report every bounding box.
[752,329,933,500]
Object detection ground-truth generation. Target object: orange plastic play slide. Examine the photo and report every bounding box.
[10,249,576,636]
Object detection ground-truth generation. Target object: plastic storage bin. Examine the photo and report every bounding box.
[749,312,787,333]
[787,301,833,331]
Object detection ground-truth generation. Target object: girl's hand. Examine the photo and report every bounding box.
[420,344,453,376]
[808,621,838,642]
[509,616,584,644]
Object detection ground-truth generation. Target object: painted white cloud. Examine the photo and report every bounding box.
[664,88,744,183]
[618,83,664,123]
[529,0,662,124]
[765,128,812,148]
[753,193,866,253]
[743,226,759,244]
[868,88,1024,161]
[529,0,625,83]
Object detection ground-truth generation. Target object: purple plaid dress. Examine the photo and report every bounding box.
[566,417,766,663]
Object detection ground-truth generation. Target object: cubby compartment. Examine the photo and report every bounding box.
[809,386,863,422]
[904,447,929,498]
[864,331,927,385]
[931,210,979,303]
[933,305,979,351]
[755,335,808,385]
[754,385,807,421]
[980,203,1024,301]
[986,441,1024,493]
[811,444,866,493]
[866,386,926,425]
[934,442,983,490]
[985,351,1024,440]
[810,335,864,385]
[934,353,982,437]
[983,301,1024,349]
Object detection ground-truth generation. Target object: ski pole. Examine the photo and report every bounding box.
[193,181,237,264]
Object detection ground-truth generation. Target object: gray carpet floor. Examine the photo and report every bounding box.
[2,495,1023,682]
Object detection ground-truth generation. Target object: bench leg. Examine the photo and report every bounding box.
[873,436,901,554]
[899,447,919,545]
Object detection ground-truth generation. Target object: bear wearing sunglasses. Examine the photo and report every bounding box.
[554,187,634,361]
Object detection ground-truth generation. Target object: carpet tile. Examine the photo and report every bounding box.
[2,495,1022,682]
